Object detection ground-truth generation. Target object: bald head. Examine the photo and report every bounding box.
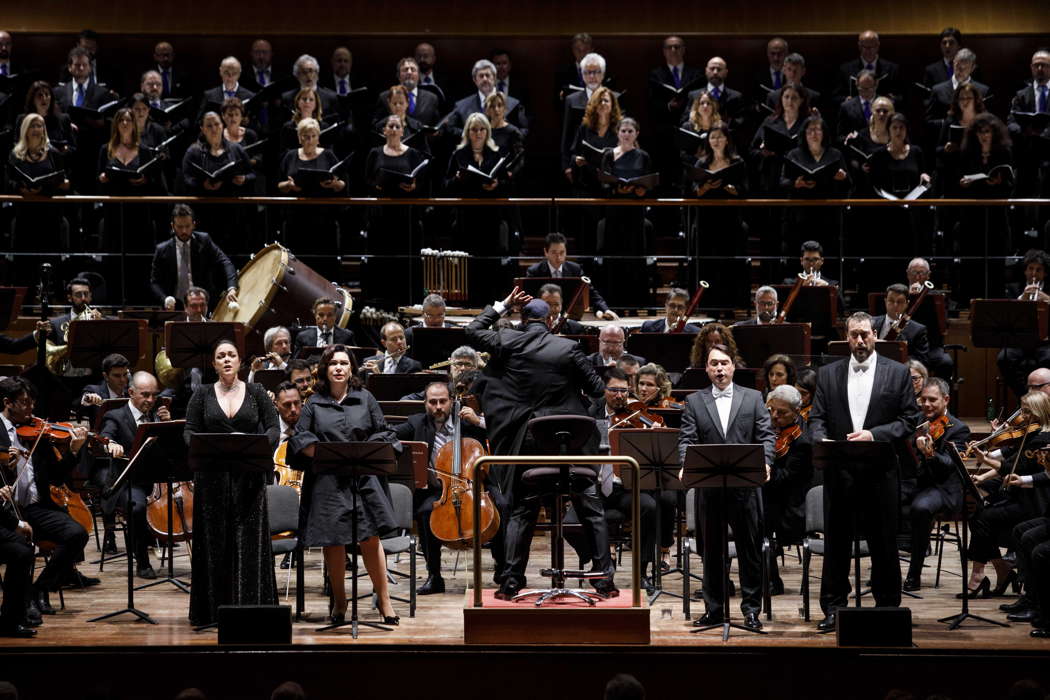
[1028,368,1050,395]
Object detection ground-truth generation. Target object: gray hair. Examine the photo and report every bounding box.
[767,384,802,410]
[955,48,977,65]
[924,376,950,397]
[756,285,778,301]
[848,311,874,328]
[538,283,563,297]
[451,345,479,363]
[421,293,446,311]
[908,358,929,379]
[580,52,606,74]
[293,54,319,78]
[472,59,497,79]
[263,326,290,352]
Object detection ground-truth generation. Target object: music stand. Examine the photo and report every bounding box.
[365,373,437,401]
[92,398,130,432]
[772,285,840,339]
[970,300,1049,351]
[187,432,275,631]
[0,287,27,330]
[88,435,163,625]
[132,420,192,595]
[811,440,899,615]
[626,333,697,373]
[681,443,767,640]
[311,441,398,638]
[164,321,245,370]
[407,327,467,369]
[252,369,287,393]
[938,443,1008,630]
[615,428,684,603]
[67,319,148,368]
[732,323,812,369]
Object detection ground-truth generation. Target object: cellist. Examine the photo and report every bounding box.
[98,371,173,580]
[0,376,91,620]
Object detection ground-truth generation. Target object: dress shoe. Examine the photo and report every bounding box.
[692,611,724,627]
[1000,597,1034,613]
[1007,609,1039,623]
[494,583,521,601]
[0,623,36,638]
[691,587,704,601]
[640,576,655,596]
[279,552,292,570]
[102,530,118,555]
[62,569,101,588]
[817,613,836,632]
[902,576,922,592]
[956,576,991,599]
[991,570,1020,597]
[34,590,55,615]
[1030,627,1050,638]
[592,578,620,598]
[418,575,445,595]
[137,565,157,580]
[382,614,400,626]
[25,602,42,626]
[744,613,763,631]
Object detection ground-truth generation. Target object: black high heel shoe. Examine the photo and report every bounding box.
[330,599,348,624]
[956,576,991,599]
[373,593,399,625]
[991,570,1019,597]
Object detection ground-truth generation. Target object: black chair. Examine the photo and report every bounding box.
[266,484,304,614]
[515,414,606,606]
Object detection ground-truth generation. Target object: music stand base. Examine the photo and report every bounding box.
[691,620,767,641]
[193,622,217,632]
[136,577,191,594]
[648,587,683,604]
[316,617,392,638]
[88,607,156,624]
[938,611,1008,630]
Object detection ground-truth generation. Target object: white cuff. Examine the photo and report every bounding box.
[1021,474,1035,488]
[493,301,507,315]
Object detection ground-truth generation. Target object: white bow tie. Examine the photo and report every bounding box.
[712,387,732,399]
[853,363,870,373]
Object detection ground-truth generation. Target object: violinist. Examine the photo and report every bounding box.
[762,353,796,398]
[795,366,816,422]
[0,469,35,637]
[635,363,683,409]
[873,284,931,367]
[287,359,316,398]
[393,381,491,595]
[901,378,970,592]
[639,288,701,333]
[964,390,1050,599]
[763,385,812,595]
[908,360,929,400]
[359,322,422,376]
[99,371,173,580]
[274,381,302,444]
[0,377,91,619]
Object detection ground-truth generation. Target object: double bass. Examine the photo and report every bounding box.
[429,397,500,549]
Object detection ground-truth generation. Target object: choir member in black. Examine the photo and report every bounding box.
[900,377,970,591]
[598,117,652,309]
[809,312,920,631]
[0,376,92,618]
[680,91,722,157]
[763,353,796,397]
[279,87,329,154]
[97,107,162,250]
[374,59,442,128]
[485,92,525,188]
[5,113,71,250]
[196,56,254,126]
[925,49,989,123]
[180,111,255,247]
[129,93,169,150]
[639,288,701,333]
[933,83,985,204]
[363,114,428,308]
[868,114,932,256]
[834,30,903,106]
[288,345,401,624]
[835,70,878,144]
[688,322,746,370]
[922,28,962,89]
[372,85,427,151]
[221,97,262,178]
[779,115,850,258]
[765,53,822,115]
[998,250,1050,399]
[568,86,621,193]
[1007,49,1050,238]
[16,81,75,159]
[183,339,279,626]
[646,36,701,190]
[966,391,1050,598]
[841,95,892,193]
[689,122,748,309]
[680,344,775,630]
[751,84,808,194]
[874,283,932,367]
[763,384,812,594]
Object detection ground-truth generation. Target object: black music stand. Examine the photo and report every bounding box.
[938,443,1008,630]
[0,287,27,330]
[133,420,191,595]
[732,323,812,369]
[616,428,684,603]
[187,432,275,631]
[970,300,1049,351]
[88,435,164,624]
[772,285,840,340]
[67,319,148,369]
[92,398,130,432]
[626,333,698,373]
[252,368,287,393]
[365,373,436,401]
[682,443,767,640]
[811,440,905,615]
[164,321,245,370]
[407,327,467,369]
[312,441,398,637]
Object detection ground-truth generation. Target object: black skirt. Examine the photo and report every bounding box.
[304,473,397,546]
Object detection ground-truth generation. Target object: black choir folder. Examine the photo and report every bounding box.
[294,155,352,190]
[190,159,247,181]
[377,159,429,186]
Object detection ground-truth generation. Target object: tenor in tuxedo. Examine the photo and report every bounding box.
[678,345,775,626]
[149,230,238,307]
[808,313,919,627]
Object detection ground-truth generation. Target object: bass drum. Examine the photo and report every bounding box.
[212,244,353,354]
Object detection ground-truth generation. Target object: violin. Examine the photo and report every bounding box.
[927,414,949,442]
[429,397,500,549]
[774,423,803,458]
[965,408,1040,456]
[609,400,665,430]
[799,404,812,421]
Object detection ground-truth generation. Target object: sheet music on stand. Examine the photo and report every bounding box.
[970,299,1049,351]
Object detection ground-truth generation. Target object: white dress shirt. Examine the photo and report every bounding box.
[712,384,733,435]
[847,352,878,433]
[2,413,38,506]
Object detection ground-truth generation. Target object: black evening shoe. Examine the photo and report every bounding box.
[330,601,347,625]
[991,570,1019,597]
[592,578,620,598]
[956,576,991,599]
[902,575,922,592]
[494,583,521,600]
[0,623,36,638]
[1030,627,1050,638]
[1007,609,1039,623]
[418,575,445,595]
[25,602,42,626]
[102,530,118,555]
[640,576,655,596]
[817,613,836,632]
[744,613,763,631]
[693,611,724,627]
[137,565,157,580]
[279,552,292,570]
[34,590,55,615]
[382,614,400,626]
[1001,597,1034,613]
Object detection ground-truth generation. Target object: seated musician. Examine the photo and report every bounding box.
[998,250,1050,399]
[639,288,701,333]
[763,384,812,595]
[272,380,303,569]
[762,353,796,397]
[635,363,683,409]
[99,371,173,580]
[286,359,316,399]
[586,325,645,372]
[78,352,130,416]
[617,355,642,388]
[732,285,778,326]
[0,377,92,617]
[359,322,423,376]
[901,377,970,592]
[150,203,239,311]
[48,277,103,384]
[908,359,929,400]
[784,240,847,312]
[873,283,931,366]
[393,380,494,595]
[539,283,588,334]
[0,467,36,637]
[906,257,953,380]
[404,293,458,347]
[564,367,669,594]
[292,297,354,355]
[795,366,816,421]
[400,346,481,401]
[526,232,619,321]
[688,322,745,369]
[249,326,292,381]
[182,287,210,323]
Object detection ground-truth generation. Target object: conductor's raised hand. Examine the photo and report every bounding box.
[502,287,533,312]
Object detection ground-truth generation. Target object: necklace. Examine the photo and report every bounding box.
[218,380,239,393]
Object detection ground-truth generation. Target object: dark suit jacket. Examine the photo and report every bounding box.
[639,318,701,333]
[0,331,37,355]
[677,383,776,465]
[99,404,160,486]
[560,89,590,169]
[54,79,113,113]
[292,326,356,355]
[197,85,256,123]
[836,97,871,141]
[584,351,646,371]
[393,412,487,488]
[647,64,703,126]
[374,87,441,127]
[148,232,238,305]
[912,413,970,491]
[444,92,527,134]
[872,314,930,365]
[835,57,902,103]
[764,420,813,540]
[924,59,953,88]
[1008,84,1047,137]
[524,260,610,313]
[808,354,920,461]
[360,353,423,376]
[925,79,990,121]
[466,307,604,458]
[77,381,127,423]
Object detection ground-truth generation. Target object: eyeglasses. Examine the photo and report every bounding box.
[1028,382,1050,391]
[606,387,630,393]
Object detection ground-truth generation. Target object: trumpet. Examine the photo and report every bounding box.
[1025,277,1044,301]
[46,305,103,374]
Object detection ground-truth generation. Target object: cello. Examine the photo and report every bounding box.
[146,481,194,546]
[429,397,500,550]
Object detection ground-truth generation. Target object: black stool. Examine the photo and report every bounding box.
[515,415,606,606]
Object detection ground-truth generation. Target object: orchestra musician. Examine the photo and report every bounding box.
[901,377,970,591]
[286,359,316,398]
[183,339,279,626]
[809,312,920,632]
[359,322,422,376]
[873,283,932,367]
[783,241,846,314]
[287,344,402,625]
[679,344,774,631]
[905,257,953,380]
[908,359,929,400]
[998,250,1050,399]
[763,384,812,595]
[98,371,173,580]
[292,297,354,356]
[586,326,645,373]
[0,321,50,356]
[538,283,587,335]
[399,346,479,401]
[248,326,292,381]
[0,377,92,618]
[762,354,796,396]
[526,232,618,321]
[1006,467,1050,637]
[272,380,302,569]
[635,363,682,409]
[150,204,239,311]
[48,278,103,382]
[404,293,458,347]
[732,285,778,327]
[0,462,35,637]
[795,366,816,421]
[689,322,745,369]
[639,288,700,333]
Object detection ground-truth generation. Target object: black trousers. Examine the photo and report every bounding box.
[103,483,152,567]
[925,346,955,382]
[1019,518,1050,627]
[906,483,962,579]
[968,497,1031,564]
[1014,516,1049,611]
[564,486,674,571]
[997,345,1050,400]
[0,525,34,625]
[698,487,763,617]
[22,502,88,592]
[820,465,901,614]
